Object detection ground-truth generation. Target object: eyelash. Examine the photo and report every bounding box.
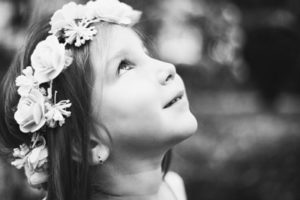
[117,59,134,75]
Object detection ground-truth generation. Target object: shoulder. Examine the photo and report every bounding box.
[164,171,187,200]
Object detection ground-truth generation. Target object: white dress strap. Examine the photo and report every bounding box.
[164,171,187,200]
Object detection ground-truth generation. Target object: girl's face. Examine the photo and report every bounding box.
[90,26,197,156]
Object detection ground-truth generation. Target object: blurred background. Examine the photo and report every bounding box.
[1,0,300,199]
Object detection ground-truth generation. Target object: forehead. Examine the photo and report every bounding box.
[108,26,143,56]
[90,25,143,65]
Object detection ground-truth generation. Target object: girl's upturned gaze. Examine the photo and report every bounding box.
[0,1,197,200]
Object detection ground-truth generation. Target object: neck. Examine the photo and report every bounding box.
[89,154,167,200]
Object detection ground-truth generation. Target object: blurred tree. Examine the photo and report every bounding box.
[232,0,300,107]
[243,25,300,107]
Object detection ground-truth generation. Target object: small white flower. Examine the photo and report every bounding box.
[15,66,38,96]
[63,19,97,47]
[12,144,30,157]
[45,100,72,128]
[11,144,30,169]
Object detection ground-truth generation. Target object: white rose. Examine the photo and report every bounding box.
[24,136,48,187]
[31,35,67,84]
[87,0,141,25]
[25,142,48,187]
[50,2,89,35]
[14,89,46,133]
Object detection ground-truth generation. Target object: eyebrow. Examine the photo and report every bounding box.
[107,40,148,67]
[107,50,126,67]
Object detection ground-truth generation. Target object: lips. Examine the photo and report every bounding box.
[163,90,184,109]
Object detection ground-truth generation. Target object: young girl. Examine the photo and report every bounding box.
[0,1,198,200]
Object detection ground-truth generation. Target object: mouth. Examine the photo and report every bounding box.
[163,90,184,109]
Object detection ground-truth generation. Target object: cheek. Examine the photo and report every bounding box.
[100,80,162,138]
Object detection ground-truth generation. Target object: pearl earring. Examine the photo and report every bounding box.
[98,154,104,164]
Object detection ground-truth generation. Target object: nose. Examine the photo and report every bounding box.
[157,61,176,85]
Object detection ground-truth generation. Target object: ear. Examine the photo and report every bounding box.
[71,134,110,165]
[88,134,110,165]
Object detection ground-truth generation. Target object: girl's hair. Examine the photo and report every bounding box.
[0,16,171,200]
[0,15,93,200]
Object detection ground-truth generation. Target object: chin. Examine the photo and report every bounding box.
[167,112,198,146]
[180,112,198,137]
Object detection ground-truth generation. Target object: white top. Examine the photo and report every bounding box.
[164,171,187,200]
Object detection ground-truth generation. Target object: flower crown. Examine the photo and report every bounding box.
[11,0,141,189]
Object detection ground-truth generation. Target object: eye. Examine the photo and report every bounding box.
[117,59,134,75]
